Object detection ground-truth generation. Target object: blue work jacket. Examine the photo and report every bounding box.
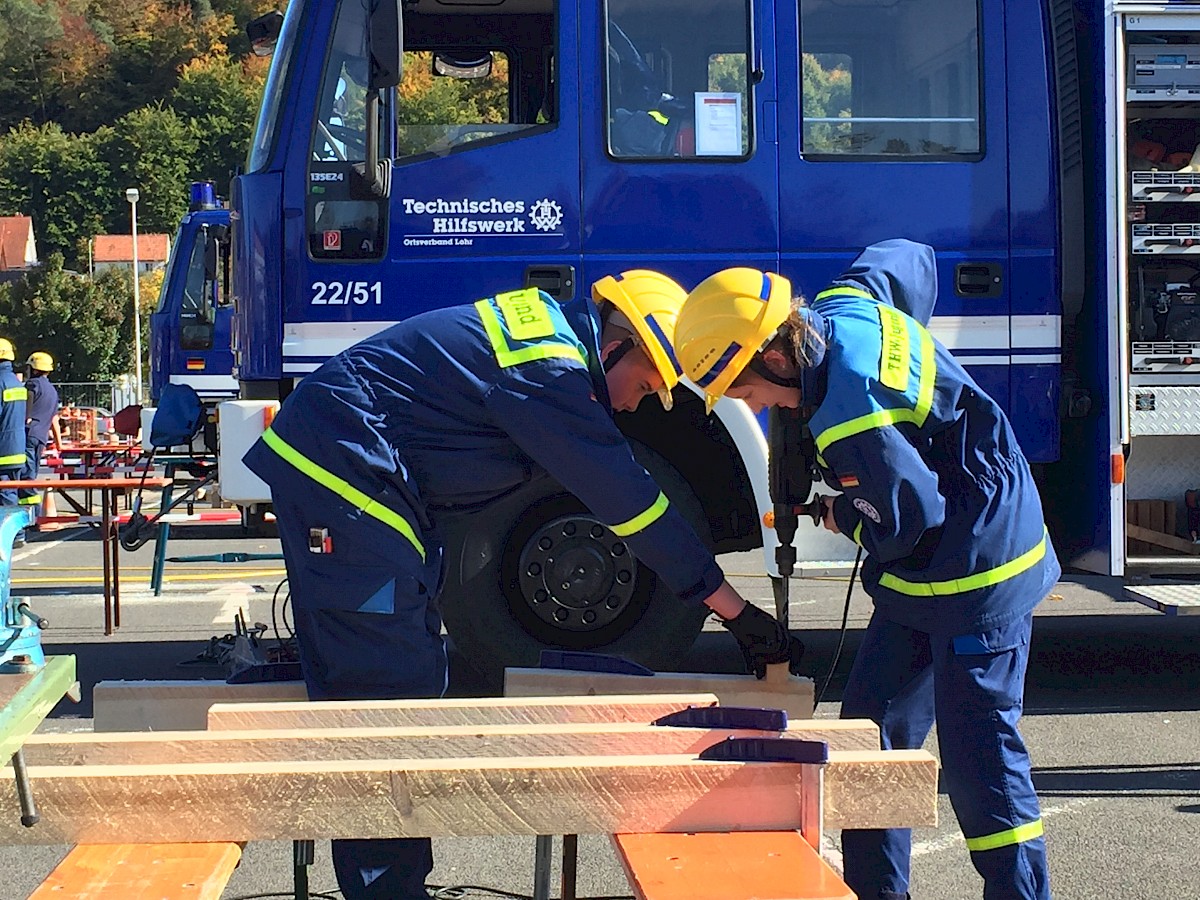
[244,288,723,606]
[25,374,58,446]
[0,362,27,469]
[807,241,1060,635]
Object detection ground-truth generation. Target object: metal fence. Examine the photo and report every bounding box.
[55,380,138,412]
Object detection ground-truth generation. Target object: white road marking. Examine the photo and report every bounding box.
[12,527,89,561]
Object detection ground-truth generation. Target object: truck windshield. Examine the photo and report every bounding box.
[311,1,372,163]
[247,0,303,172]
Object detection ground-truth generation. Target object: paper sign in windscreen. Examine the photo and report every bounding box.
[694,92,743,156]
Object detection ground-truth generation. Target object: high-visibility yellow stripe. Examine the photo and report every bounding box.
[877,305,911,392]
[260,428,425,561]
[18,495,40,504]
[648,111,669,125]
[814,286,875,303]
[852,521,863,546]
[609,491,669,537]
[476,300,586,370]
[965,818,1044,853]
[814,322,936,460]
[0,453,25,465]
[878,531,1048,597]
[2,387,26,402]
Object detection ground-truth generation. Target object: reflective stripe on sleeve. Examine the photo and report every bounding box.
[2,387,26,402]
[18,495,40,504]
[852,521,863,546]
[878,530,1048,597]
[609,491,670,537]
[0,453,25,465]
[476,300,587,370]
[260,427,425,561]
[965,818,1044,853]
[813,285,875,304]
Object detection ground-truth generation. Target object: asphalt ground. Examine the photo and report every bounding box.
[2,521,1199,900]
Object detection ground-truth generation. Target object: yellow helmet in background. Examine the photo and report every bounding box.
[674,268,793,413]
[591,269,686,410]
[27,352,54,372]
[0,339,14,362]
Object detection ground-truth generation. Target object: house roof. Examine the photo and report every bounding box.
[93,233,171,263]
[0,216,35,270]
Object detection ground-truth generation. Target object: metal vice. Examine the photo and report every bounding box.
[0,507,47,673]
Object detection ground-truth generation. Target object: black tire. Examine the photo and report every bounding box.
[438,441,713,687]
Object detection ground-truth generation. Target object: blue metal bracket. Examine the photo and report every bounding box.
[698,737,829,764]
[653,706,788,731]
[537,649,655,676]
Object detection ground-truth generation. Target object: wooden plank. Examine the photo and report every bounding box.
[93,680,309,732]
[28,843,242,900]
[207,693,725,731]
[613,831,855,900]
[504,668,815,720]
[0,749,936,845]
[1149,499,1166,536]
[22,719,882,766]
[0,657,77,761]
[1126,523,1200,556]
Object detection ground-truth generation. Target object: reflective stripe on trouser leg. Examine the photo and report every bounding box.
[839,613,937,899]
[933,612,1050,900]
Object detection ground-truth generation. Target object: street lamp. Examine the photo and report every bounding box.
[125,187,143,404]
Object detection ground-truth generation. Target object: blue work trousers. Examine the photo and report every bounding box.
[840,611,1050,900]
[273,485,447,900]
[15,436,46,537]
[0,463,23,512]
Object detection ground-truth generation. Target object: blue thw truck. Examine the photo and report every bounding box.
[149,182,236,407]
[213,0,1200,672]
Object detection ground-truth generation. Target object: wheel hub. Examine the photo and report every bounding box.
[516,514,637,632]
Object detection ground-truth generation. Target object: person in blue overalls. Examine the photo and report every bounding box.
[17,351,60,545]
[673,240,1057,900]
[243,271,804,900]
[0,338,29,543]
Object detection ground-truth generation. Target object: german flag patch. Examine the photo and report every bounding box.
[838,474,860,489]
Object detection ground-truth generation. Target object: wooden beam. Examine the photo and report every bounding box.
[505,668,815,720]
[22,719,882,767]
[1125,523,1200,556]
[93,679,308,732]
[0,750,936,845]
[206,693,724,731]
[0,656,77,760]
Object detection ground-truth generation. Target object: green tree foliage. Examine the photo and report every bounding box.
[171,55,266,186]
[802,53,852,152]
[96,104,198,237]
[0,254,133,382]
[0,122,111,265]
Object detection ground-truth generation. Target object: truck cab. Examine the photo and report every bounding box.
[150,182,236,406]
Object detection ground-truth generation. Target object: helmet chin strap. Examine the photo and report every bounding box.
[748,354,802,389]
[602,337,638,372]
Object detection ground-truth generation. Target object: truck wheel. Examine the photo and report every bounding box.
[438,442,713,686]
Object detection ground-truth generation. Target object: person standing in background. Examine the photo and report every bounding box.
[0,338,28,543]
[18,352,60,545]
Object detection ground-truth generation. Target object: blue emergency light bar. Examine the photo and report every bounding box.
[189,181,219,211]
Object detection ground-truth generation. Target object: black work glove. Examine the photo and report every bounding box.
[720,603,806,679]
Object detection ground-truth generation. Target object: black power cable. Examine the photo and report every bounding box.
[814,546,862,709]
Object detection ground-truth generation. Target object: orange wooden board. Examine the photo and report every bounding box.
[29,843,242,899]
[613,831,856,900]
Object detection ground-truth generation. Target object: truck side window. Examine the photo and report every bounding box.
[394,50,548,160]
[605,0,752,160]
[800,0,982,159]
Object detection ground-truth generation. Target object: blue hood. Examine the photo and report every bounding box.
[828,239,938,326]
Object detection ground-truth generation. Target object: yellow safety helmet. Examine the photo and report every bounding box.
[674,267,794,413]
[0,339,13,362]
[26,351,53,372]
[591,269,686,410]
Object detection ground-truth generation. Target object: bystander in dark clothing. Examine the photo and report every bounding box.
[18,352,60,543]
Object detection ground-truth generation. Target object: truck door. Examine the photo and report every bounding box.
[289,0,580,378]
[776,2,1053,456]
[580,0,779,289]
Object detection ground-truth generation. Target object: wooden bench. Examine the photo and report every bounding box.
[614,831,855,900]
[29,842,242,899]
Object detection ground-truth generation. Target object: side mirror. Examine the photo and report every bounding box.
[246,11,284,57]
[433,51,493,80]
[368,0,404,90]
